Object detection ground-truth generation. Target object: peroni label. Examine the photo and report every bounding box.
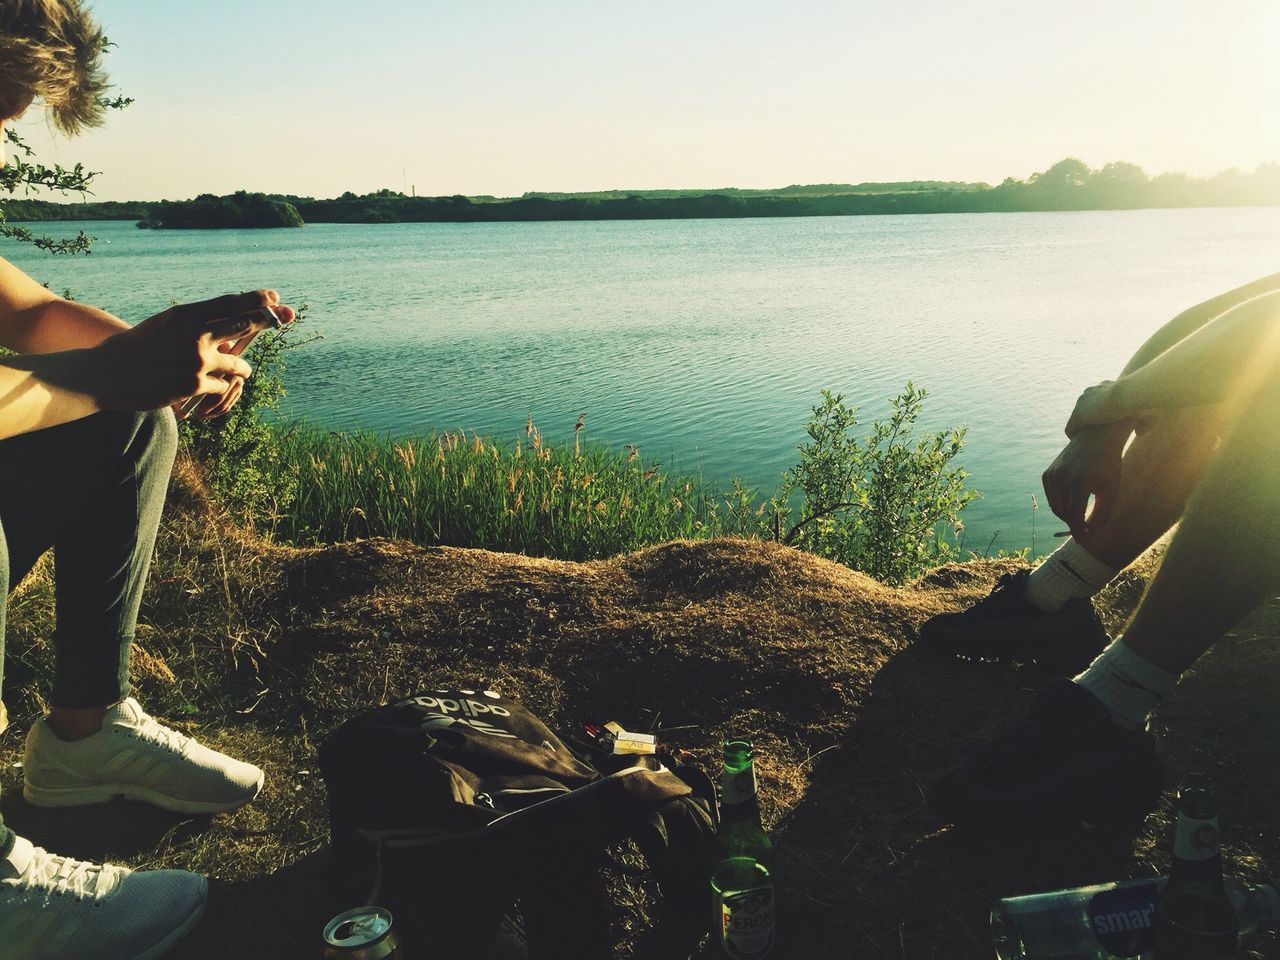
[718,883,774,960]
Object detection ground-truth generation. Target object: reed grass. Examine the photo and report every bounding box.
[266,419,723,560]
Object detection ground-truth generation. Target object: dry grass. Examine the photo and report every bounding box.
[1,459,1278,958]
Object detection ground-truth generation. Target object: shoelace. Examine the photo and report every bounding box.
[17,848,118,904]
[126,713,194,758]
[969,573,1024,613]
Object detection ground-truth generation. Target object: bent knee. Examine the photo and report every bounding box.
[142,407,179,473]
[1134,403,1227,452]
[146,406,179,452]
[91,407,179,468]
[1216,360,1280,432]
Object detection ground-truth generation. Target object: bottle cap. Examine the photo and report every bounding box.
[1176,774,1218,820]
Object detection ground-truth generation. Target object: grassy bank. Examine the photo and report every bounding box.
[2,469,1277,958]
[191,376,977,585]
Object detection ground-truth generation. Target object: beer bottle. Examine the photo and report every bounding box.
[1153,776,1238,958]
[991,877,1279,958]
[711,740,775,960]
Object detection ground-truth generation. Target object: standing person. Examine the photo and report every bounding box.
[919,272,1280,832]
[0,3,295,957]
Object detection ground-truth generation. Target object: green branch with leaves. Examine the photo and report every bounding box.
[0,55,134,254]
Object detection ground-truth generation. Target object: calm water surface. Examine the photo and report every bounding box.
[5,208,1280,554]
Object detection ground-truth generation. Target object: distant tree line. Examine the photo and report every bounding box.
[514,179,986,201]
[0,197,151,221]
[5,159,1279,227]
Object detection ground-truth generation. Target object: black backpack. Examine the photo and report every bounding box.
[317,686,718,959]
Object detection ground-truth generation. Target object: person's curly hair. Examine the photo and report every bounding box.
[0,0,107,135]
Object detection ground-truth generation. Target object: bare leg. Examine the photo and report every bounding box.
[1121,373,1280,673]
[1073,404,1224,570]
[45,705,111,741]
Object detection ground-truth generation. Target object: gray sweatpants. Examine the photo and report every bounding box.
[0,408,178,860]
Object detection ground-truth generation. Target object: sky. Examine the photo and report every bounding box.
[11,0,1280,201]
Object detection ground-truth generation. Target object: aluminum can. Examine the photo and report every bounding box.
[322,906,403,960]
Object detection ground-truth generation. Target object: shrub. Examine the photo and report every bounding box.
[177,312,313,526]
[173,322,977,579]
[735,385,978,585]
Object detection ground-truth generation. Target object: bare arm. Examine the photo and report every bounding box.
[1065,272,1280,452]
[0,350,101,438]
[1044,272,1280,536]
[0,290,288,441]
[1117,270,1280,378]
[0,257,120,438]
[0,256,128,353]
[1068,289,1280,434]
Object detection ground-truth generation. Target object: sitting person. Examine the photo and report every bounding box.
[0,3,294,957]
[919,271,1280,833]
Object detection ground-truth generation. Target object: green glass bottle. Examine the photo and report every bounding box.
[1153,776,1238,959]
[711,740,775,960]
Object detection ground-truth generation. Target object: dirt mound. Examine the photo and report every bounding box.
[2,484,1278,958]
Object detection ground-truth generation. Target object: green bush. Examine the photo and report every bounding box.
[177,314,310,525]
[727,385,978,584]
[185,362,977,580]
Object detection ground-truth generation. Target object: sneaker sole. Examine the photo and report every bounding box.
[23,771,264,814]
[135,876,209,960]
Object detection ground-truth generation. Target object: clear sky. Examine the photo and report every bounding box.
[11,0,1280,201]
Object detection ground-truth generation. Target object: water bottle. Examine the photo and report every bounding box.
[991,876,1279,959]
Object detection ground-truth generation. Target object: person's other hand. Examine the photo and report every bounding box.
[178,334,253,420]
[1064,380,1129,438]
[93,290,293,412]
[184,373,245,420]
[1042,423,1129,539]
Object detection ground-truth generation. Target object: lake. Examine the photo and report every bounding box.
[4,207,1279,555]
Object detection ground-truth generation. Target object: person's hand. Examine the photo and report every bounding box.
[1042,423,1130,539]
[180,372,244,420]
[91,290,293,413]
[176,333,254,420]
[1064,380,1129,439]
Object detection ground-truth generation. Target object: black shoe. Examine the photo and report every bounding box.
[917,570,1109,675]
[928,680,1163,841]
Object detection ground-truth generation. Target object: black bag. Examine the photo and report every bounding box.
[318,687,717,959]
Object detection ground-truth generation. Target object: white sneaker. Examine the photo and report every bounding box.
[22,698,264,814]
[0,835,207,960]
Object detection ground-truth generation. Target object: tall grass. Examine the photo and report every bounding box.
[268,419,722,561]
[186,365,979,581]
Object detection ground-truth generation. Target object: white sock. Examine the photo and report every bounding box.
[1,835,33,880]
[1074,638,1179,730]
[1024,539,1118,613]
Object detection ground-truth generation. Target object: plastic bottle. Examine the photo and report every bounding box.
[992,876,1279,958]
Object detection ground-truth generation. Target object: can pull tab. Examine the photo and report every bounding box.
[325,907,394,947]
[338,914,388,943]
